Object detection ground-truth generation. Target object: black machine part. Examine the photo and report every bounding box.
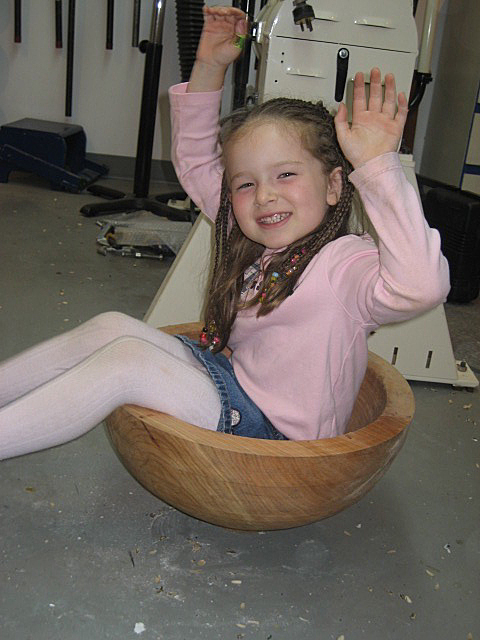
[232,0,254,110]
[422,182,480,304]
[408,71,433,111]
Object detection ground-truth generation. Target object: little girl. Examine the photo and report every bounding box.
[0,7,449,460]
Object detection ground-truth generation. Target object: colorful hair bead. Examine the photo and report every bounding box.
[199,321,221,349]
[258,243,309,302]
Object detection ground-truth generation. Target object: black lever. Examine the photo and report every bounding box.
[335,48,349,102]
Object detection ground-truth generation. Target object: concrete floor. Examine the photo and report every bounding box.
[0,173,479,640]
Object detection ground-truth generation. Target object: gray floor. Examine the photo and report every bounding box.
[0,173,479,640]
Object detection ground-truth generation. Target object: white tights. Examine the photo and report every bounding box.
[0,312,221,460]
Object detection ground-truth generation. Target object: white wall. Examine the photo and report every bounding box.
[0,1,181,160]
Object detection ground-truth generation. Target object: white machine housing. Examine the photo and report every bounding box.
[255,0,418,115]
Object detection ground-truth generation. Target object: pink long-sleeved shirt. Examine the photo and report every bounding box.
[169,83,450,440]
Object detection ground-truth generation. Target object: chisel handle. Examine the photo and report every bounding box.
[55,0,63,48]
[107,0,114,49]
[14,0,21,43]
[132,0,141,47]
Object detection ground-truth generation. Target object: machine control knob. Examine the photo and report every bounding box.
[335,48,350,102]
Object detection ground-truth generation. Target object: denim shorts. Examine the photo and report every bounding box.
[176,335,288,440]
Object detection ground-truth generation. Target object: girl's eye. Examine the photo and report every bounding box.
[279,172,296,179]
[237,182,254,190]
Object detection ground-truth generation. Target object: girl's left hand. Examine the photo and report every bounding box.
[334,67,408,169]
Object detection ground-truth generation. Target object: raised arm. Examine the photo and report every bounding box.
[331,68,449,324]
[187,6,247,93]
[169,7,247,219]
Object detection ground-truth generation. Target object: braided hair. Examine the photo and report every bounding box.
[203,97,355,353]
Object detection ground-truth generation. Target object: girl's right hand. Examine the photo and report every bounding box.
[196,6,247,70]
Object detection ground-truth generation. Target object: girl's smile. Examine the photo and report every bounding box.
[257,212,291,225]
[225,122,342,249]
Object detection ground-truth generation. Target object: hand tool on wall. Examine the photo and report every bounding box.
[107,0,114,49]
[14,0,21,43]
[132,0,141,47]
[65,0,75,117]
[55,0,63,48]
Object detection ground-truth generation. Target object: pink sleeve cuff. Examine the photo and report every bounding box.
[168,82,223,108]
[348,152,402,189]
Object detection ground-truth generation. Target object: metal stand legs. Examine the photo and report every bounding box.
[80,0,188,221]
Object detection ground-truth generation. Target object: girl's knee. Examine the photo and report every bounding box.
[102,336,160,370]
[100,336,167,388]
[89,311,140,336]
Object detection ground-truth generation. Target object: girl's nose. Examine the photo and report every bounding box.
[255,183,277,207]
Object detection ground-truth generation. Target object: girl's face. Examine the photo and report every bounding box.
[224,121,342,250]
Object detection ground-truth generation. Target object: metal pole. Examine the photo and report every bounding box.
[65,0,76,117]
[150,0,166,44]
[133,0,166,197]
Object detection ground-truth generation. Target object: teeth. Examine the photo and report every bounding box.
[259,212,289,225]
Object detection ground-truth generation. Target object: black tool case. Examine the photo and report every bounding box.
[0,118,108,192]
[422,185,480,303]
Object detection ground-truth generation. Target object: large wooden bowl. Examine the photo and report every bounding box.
[106,323,414,530]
